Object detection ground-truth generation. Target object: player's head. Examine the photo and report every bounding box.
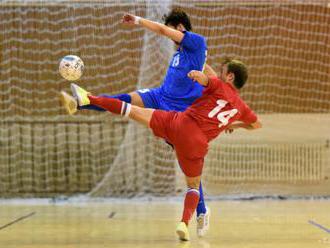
[220,57,248,89]
[163,8,192,32]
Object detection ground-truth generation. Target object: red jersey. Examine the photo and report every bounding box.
[185,76,257,142]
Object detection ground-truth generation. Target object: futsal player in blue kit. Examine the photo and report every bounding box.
[61,8,217,237]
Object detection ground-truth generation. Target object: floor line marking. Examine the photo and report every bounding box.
[308,220,330,234]
[0,212,36,231]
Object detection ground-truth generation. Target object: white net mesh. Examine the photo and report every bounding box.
[89,0,176,197]
[0,0,329,198]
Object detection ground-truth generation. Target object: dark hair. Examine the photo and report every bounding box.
[163,8,192,31]
[221,57,248,89]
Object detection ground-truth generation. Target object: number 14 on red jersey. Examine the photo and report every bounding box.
[208,100,238,128]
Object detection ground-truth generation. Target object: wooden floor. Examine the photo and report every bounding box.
[0,199,330,248]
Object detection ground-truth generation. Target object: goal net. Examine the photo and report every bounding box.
[0,0,329,198]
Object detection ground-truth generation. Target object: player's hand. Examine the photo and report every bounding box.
[122,14,140,25]
[188,70,203,81]
[188,70,208,86]
[225,128,234,134]
[225,124,234,134]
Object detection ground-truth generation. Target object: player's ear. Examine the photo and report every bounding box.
[227,72,235,84]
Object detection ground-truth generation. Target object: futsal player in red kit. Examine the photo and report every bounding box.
[68,57,262,241]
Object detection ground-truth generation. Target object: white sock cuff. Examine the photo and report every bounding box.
[120,102,132,117]
[124,103,131,117]
[187,188,200,196]
[134,16,141,25]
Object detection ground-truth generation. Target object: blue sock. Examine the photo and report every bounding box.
[79,93,132,111]
[111,93,132,103]
[196,181,207,216]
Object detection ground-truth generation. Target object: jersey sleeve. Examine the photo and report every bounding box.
[239,104,258,124]
[180,31,206,52]
[203,76,221,94]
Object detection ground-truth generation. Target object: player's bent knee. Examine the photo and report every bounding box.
[129,92,145,107]
[185,176,201,190]
[129,105,154,128]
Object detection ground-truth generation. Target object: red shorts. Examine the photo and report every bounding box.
[150,110,208,177]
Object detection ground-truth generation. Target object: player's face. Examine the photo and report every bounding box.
[219,64,228,82]
[167,24,184,46]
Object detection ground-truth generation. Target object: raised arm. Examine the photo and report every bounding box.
[203,64,218,77]
[122,13,184,44]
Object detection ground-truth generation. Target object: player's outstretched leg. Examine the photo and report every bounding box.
[60,84,136,115]
[69,83,153,127]
[78,93,132,111]
[196,181,210,237]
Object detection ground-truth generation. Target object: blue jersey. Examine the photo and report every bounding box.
[86,32,208,113]
[160,31,207,110]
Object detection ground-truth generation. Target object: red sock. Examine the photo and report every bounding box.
[88,95,131,116]
[181,189,200,226]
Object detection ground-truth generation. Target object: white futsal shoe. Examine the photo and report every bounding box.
[197,207,210,237]
[70,83,91,106]
[176,222,190,241]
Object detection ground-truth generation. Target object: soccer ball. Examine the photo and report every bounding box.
[59,55,84,81]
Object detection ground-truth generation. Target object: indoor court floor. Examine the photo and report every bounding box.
[0,199,329,248]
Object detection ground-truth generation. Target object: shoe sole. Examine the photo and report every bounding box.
[176,229,189,241]
[70,83,82,106]
[60,91,77,115]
